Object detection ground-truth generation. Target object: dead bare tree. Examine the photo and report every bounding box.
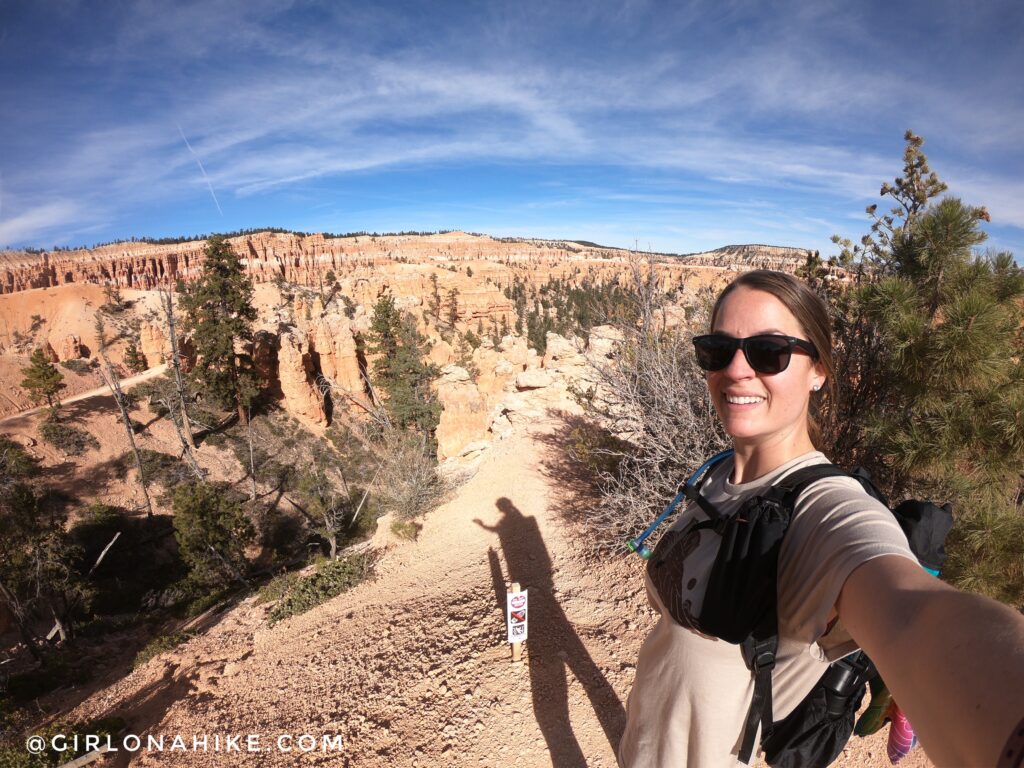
[371,426,449,522]
[95,313,155,520]
[314,371,391,435]
[569,254,728,553]
[295,463,353,560]
[245,405,257,502]
[159,286,197,450]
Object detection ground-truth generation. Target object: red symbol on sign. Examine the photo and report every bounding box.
[510,610,526,623]
[510,594,526,609]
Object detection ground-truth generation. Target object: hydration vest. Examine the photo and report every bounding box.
[647,455,952,767]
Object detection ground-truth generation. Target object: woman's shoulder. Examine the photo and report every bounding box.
[785,463,909,553]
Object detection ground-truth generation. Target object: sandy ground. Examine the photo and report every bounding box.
[42,419,933,768]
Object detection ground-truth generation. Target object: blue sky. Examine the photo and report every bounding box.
[1,0,1022,257]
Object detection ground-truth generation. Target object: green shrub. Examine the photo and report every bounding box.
[390,519,421,540]
[133,632,194,669]
[181,587,232,618]
[137,449,192,487]
[59,358,94,375]
[76,614,136,638]
[0,435,39,480]
[4,656,91,703]
[82,502,123,527]
[256,571,300,605]
[39,421,98,456]
[172,481,254,586]
[267,554,371,625]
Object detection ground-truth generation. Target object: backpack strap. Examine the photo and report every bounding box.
[770,463,854,508]
[683,450,732,523]
[739,635,779,763]
[733,462,852,764]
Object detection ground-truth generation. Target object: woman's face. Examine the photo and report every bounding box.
[707,286,825,453]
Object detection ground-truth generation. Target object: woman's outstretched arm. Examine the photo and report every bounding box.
[838,555,1024,766]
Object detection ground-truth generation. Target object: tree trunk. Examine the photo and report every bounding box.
[246,406,257,502]
[233,351,249,426]
[101,362,155,520]
[160,288,196,450]
[160,397,204,479]
[46,605,67,643]
[208,544,249,589]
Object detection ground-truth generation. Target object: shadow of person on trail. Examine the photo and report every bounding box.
[475,497,625,767]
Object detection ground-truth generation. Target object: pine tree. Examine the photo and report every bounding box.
[815,131,1024,606]
[20,348,66,410]
[179,236,258,424]
[172,481,253,586]
[367,296,441,444]
[446,287,459,329]
[124,339,147,373]
[453,333,479,378]
[427,274,441,321]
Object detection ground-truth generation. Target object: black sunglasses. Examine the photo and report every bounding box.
[692,334,818,374]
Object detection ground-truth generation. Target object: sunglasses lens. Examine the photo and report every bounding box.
[744,337,791,374]
[694,335,797,373]
[693,336,737,371]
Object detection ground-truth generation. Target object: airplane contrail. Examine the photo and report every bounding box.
[177,123,223,216]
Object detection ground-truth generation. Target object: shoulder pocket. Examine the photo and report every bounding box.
[698,496,791,644]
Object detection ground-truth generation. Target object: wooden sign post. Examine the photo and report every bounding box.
[507,582,528,663]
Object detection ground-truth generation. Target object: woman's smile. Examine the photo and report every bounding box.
[707,286,824,467]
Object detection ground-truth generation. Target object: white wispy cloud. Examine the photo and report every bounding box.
[0,201,83,246]
[1,0,1021,252]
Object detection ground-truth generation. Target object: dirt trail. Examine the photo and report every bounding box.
[66,420,931,767]
[0,364,167,426]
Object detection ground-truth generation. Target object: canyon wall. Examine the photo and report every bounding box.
[0,231,823,456]
[0,232,814,296]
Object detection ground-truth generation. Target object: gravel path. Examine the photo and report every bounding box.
[66,421,932,768]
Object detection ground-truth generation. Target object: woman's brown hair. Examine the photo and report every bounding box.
[709,269,834,447]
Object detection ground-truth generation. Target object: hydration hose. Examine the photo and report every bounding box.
[626,448,734,559]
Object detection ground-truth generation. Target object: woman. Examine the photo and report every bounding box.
[617,270,1024,767]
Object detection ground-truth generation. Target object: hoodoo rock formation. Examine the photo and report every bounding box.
[1,232,813,298]
[277,331,327,427]
[311,314,363,397]
[0,230,820,456]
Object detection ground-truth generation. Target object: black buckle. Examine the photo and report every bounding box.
[752,650,776,672]
[742,637,777,673]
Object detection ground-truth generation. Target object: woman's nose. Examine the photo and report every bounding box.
[721,344,755,378]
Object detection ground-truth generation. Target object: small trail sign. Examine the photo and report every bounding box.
[507,584,528,661]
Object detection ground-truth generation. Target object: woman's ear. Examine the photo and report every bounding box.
[811,361,827,392]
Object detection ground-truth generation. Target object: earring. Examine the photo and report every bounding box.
[811,384,821,392]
